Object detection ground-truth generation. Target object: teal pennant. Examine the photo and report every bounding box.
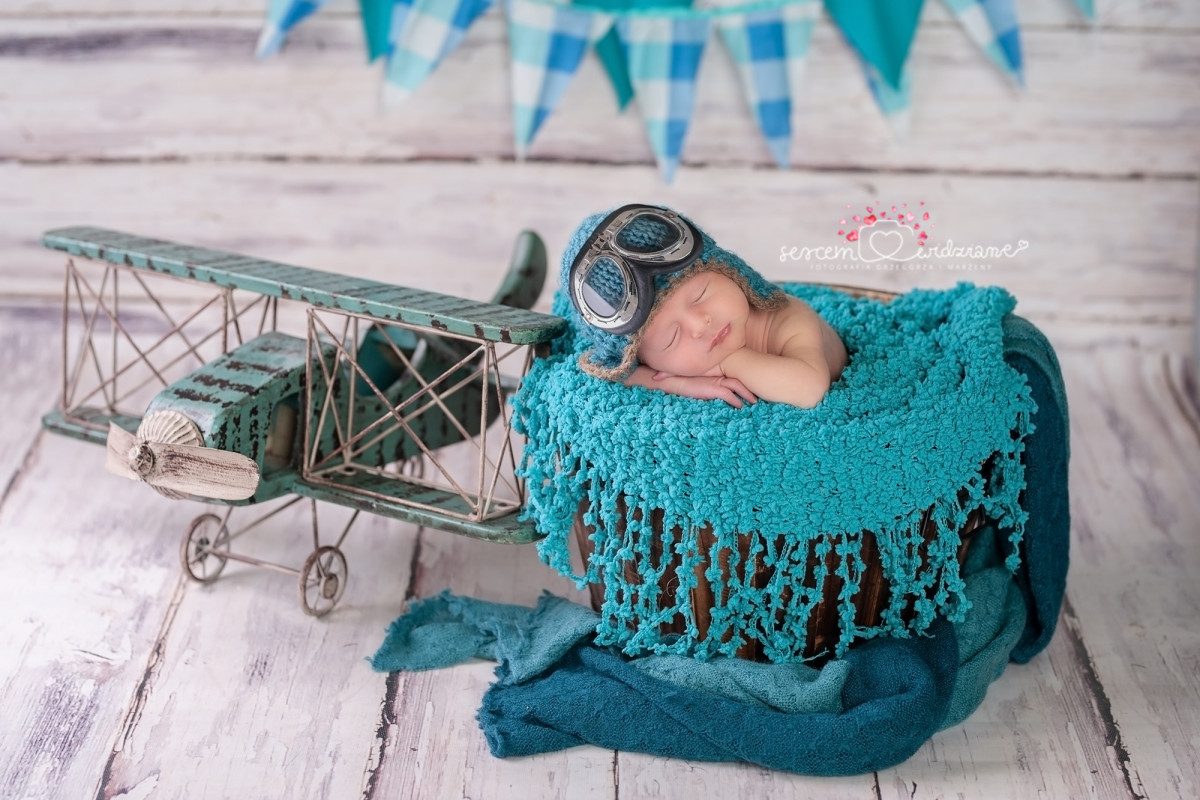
[823,0,925,92]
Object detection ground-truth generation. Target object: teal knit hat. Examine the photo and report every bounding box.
[560,205,788,380]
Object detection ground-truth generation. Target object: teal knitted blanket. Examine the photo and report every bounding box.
[512,281,1038,661]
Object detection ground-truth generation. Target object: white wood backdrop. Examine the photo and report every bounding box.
[1,1,1198,798]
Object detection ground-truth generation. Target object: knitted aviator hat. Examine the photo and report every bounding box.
[561,205,788,380]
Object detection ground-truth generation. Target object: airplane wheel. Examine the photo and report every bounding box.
[181,513,230,583]
[300,546,347,617]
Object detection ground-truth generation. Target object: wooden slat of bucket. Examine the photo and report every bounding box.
[572,499,608,614]
[806,534,844,662]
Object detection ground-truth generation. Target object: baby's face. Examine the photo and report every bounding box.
[638,271,750,377]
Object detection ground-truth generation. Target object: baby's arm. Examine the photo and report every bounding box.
[719,345,831,408]
[623,365,758,408]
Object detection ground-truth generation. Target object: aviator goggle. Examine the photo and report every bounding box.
[568,204,704,336]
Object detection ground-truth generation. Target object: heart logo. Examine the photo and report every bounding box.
[867,229,904,259]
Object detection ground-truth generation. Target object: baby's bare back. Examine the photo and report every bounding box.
[766,297,849,381]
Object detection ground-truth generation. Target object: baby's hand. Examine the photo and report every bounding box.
[651,372,758,408]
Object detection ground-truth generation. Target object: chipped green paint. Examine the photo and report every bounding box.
[293,473,541,543]
[43,407,140,445]
[42,226,566,345]
[146,332,317,505]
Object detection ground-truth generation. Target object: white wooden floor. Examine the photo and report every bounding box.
[2,0,1199,798]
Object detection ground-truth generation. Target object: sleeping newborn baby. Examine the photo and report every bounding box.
[565,203,848,409]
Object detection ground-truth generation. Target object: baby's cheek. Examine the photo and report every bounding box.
[641,345,720,377]
[641,350,688,376]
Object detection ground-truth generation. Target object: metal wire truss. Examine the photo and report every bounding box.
[58,257,279,430]
[302,307,533,524]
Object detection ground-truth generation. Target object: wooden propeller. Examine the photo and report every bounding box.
[106,421,260,501]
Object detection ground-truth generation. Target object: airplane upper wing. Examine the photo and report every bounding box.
[42,226,566,345]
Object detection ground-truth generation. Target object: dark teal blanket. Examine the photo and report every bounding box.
[370,314,1070,775]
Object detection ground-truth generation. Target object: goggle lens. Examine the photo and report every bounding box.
[613,212,682,256]
[578,256,629,320]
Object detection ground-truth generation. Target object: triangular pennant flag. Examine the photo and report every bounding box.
[716,1,819,168]
[824,0,925,92]
[594,23,635,111]
[861,55,913,138]
[616,14,710,182]
[359,0,395,62]
[387,0,418,55]
[508,0,612,156]
[576,0,694,113]
[1072,0,1095,20]
[384,0,495,100]
[256,0,330,59]
[940,0,1023,86]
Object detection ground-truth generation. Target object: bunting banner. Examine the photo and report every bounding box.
[715,2,818,169]
[253,0,1089,181]
[939,0,1023,86]
[360,0,397,61]
[256,0,329,58]
[508,0,612,156]
[616,13,710,181]
[384,0,496,101]
[823,0,923,93]
[1073,0,1095,20]
[861,59,913,138]
[580,0,695,112]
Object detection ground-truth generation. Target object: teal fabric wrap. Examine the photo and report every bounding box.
[371,590,852,715]
[512,280,1038,661]
[367,524,1035,774]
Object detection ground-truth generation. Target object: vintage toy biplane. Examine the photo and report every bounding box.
[41,226,565,616]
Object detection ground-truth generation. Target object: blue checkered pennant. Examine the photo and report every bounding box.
[615,13,711,183]
[715,1,818,168]
[1072,0,1095,20]
[940,0,1023,86]
[384,0,496,99]
[256,0,330,58]
[386,0,417,57]
[507,0,613,156]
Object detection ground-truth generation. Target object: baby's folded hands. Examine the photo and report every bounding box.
[650,371,758,408]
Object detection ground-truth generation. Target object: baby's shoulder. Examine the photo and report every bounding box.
[764,296,825,354]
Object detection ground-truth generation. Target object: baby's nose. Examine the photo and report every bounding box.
[688,312,710,337]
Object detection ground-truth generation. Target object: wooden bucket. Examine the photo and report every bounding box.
[571,282,995,663]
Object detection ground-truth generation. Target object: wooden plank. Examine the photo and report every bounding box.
[89,497,424,799]
[0,305,62,489]
[881,596,1135,797]
[1,19,1197,177]
[366,437,616,798]
[2,161,1196,332]
[1043,346,1200,799]
[0,304,190,798]
[618,754,875,797]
